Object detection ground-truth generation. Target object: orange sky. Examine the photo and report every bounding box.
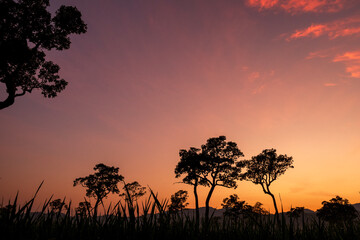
[1,0,360,213]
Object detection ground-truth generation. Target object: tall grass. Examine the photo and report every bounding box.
[1,186,360,240]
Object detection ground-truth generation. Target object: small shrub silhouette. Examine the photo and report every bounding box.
[316,196,357,224]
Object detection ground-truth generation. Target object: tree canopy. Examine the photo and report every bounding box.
[221,194,269,219]
[221,194,248,220]
[175,147,204,227]
[287,207,305,219]
[316,196,357,224]
[200,136,244,223]
[200,136,244,189]
[73,163,123,217]
[240,148,293,218]
[0,0,87,109]
[168,190,189,213]
[75,201,92,217]
[175,136,245,226]
[175,147,205,187]
[120,181,146,202]
[49,198,68,213]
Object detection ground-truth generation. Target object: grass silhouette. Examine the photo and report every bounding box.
[1,183,360,240]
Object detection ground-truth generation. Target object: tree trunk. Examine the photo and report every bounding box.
[93,198,101,221]
[193,183,199,230]
[268,191,279,223]
[0,81,15,110]
[205,184,215,225]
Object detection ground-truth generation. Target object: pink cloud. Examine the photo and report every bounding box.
[333,51,360,78]
[252,84,266,94]
[247,0,347,14]
[248,71,260,82]
[241,66,249,71]
[289,24,328,39]
[323,83,337,87]
[245,70,276,94]
[306,49,334,59]
[281,0,345,13]
[287,16,360,40]
[247,0,280,9]
[333,51,360,62]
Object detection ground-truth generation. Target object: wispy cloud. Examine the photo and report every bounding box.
[247,0,347,14]
[248,71,260,82]
[247,0,280,9]
[281,0,346,13]
[252,84,266,94]
[324,83,337,87]
[333,51,360,78]
[287,16,360,40]
[241,66,249,71]
[306,49,333,59]
[244,70,276,94]
[248,71,263,94]
[305,49,360,79]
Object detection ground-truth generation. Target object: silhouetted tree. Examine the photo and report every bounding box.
[200,136,244,224]
[168,190,189,213]
[0,0,87,109]
[119,181,146,230]
[73,163,124,218]
[120,181,146,202]
[0,204,14,218]
[287,206,305,227]
[175,147,204,227]
[221,194,247,221]
[49,198,68,213]
[240,148,293,221]
[287,206,304,219]
[250,202,269,216]
[222,196,269,224]
[316,196,357,224]
[75,201,92,217]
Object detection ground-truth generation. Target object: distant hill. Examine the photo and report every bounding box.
[302,208,315,214]
[353,203,360,212]
[180,203,360,219]
[29,203,360,220]
[181,207,316,217]
[182,207,225,218]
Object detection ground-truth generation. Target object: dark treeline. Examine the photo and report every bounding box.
[1,136,359,240]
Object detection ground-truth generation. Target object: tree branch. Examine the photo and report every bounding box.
[15,89,26,97]
[0,81,16,110]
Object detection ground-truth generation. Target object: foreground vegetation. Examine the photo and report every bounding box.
[1,185,359,240]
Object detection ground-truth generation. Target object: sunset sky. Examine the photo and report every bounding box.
[1,0,360,213]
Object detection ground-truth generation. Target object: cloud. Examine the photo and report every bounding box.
[306,49,333,59]
[289,24,328,39]
[333,51,360,78]
[305,49,360,79]
[333,51,360,62]
[246,70,276,94]
[287,16,360,40]
[252,84,266,94]
[281,0,346,13]
[247,0,347,14]
[241,66,249,71]
[248,71,260,82]
[247,0,280,9]
[324,83,337,87]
